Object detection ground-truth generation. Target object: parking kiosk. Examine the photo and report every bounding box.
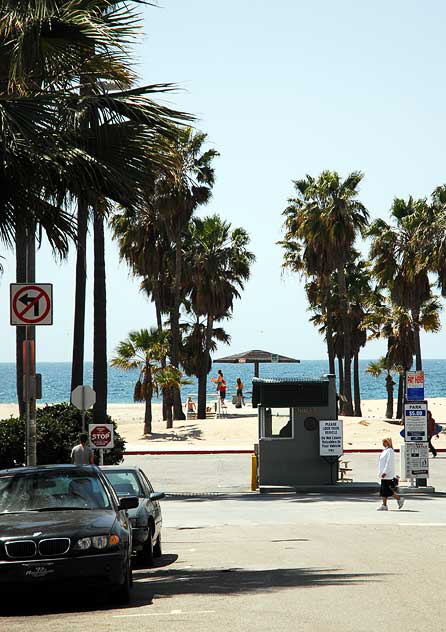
[252,375,339,486]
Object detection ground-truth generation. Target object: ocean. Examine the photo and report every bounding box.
[0,359,445,404]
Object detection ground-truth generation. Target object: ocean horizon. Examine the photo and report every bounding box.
[0,359,445,404]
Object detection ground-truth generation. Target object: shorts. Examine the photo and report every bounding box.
[380,479,396,498]
[219,390,226,400]
[236,389,243,397]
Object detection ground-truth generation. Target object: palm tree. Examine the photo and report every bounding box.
[366,357,399,419]
[368,196,432,371]
[185,215,255,418]
[111,328,170,434]
[148,128,219,419]
[280,176,336,374]
[154,366,192,429]
[314,171,369,415]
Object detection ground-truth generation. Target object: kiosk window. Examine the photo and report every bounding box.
[261,408,293,439]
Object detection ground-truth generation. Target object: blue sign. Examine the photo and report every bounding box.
[407,387,424,401]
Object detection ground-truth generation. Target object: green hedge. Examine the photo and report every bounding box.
[0,403,126,470]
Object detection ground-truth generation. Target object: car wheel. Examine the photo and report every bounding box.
[112,560,132,605]
[153,533,162,558]
[137,526,154,566]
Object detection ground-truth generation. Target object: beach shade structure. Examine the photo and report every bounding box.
[213,349,300,378]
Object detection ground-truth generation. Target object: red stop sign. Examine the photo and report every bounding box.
[90,425,112,448]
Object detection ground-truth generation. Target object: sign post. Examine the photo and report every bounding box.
[10,283,53,466]
[89,423,114,466]
[319,420,343,484]
[404,400,428,487]
[71,385,96,433]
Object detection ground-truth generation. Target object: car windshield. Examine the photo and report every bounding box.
[104,470,143,498]
[0,470,112,513]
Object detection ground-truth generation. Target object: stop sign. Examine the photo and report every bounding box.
[89,423,114,449]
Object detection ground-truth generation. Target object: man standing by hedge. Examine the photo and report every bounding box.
[71,433,94,465]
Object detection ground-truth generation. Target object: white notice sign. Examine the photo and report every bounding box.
[405,442,429,478]
[319,420,343,456]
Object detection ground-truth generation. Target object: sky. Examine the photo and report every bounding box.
[1,0,446,362]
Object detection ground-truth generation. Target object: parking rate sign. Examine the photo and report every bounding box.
[89,424,114,449]
[404,402,428,442]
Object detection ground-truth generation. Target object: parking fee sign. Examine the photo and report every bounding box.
[404,402,428,442]
[89,424,114,449]
[406,371,424,401]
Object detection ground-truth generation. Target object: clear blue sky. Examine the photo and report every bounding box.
[1,0,446,362]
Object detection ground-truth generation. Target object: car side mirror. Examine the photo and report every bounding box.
[119,495,139,510]
[150,492,165,501]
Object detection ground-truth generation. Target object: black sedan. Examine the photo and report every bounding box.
[101,466,164,566]
[0,464,138,603]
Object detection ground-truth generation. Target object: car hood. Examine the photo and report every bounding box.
[0,510,117,539]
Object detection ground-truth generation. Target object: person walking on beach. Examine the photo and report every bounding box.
[236,377,244,407]
[427,410,439,457]
[71,433,94,465]
[219,376,227,404]
[377,437,404,511]
[186,396,196,415]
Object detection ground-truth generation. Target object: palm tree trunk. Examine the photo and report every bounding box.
[337,266,353,415]
[171,231,184,420]
[325,290,336,375]
[197,316,213,419]
[15,220,27,418]
[385,373,394,419]
[71,197,88,392]
[92,207,107,425]
[165,389,173,429]
[396,373,404,420]
[143,361,152,434]
[411,307,422,370]
[353,352,362,417]
[153,283,167,421]
[337,355,344,398]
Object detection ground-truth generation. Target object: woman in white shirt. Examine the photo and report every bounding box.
[378,438,405,511]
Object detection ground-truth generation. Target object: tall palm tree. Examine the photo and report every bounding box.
[314,171,369,415]
[281,172,369,414]
[111,328,169,434]
[368,196,432,371]
[148,128,219,419]
[280,176,336,374]
[185,215,255,418]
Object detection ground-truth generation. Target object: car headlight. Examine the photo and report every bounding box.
[92,536,108,549]
[75,537,92,550]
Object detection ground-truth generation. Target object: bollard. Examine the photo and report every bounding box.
[251,453,257,491]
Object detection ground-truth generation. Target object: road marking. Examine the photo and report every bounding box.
[113,609,215,618]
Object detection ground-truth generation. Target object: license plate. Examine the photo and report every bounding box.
[22,562,55,579]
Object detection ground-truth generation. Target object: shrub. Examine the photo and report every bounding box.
[0,403,126,470]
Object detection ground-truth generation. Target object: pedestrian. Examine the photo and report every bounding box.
[235,377,244,407]
[377,437,404,511]
[186,396,196,414]
[427,410,439,458]
[219,376,227,404]
[71,433,94,465]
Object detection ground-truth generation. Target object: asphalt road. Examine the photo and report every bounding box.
[1,454,445,631]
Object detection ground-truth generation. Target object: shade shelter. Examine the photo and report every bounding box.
[213,349,300,378]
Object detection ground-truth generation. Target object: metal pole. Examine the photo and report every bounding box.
[99,449,104,466]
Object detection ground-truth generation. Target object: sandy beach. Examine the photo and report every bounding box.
[1,398,445,450]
